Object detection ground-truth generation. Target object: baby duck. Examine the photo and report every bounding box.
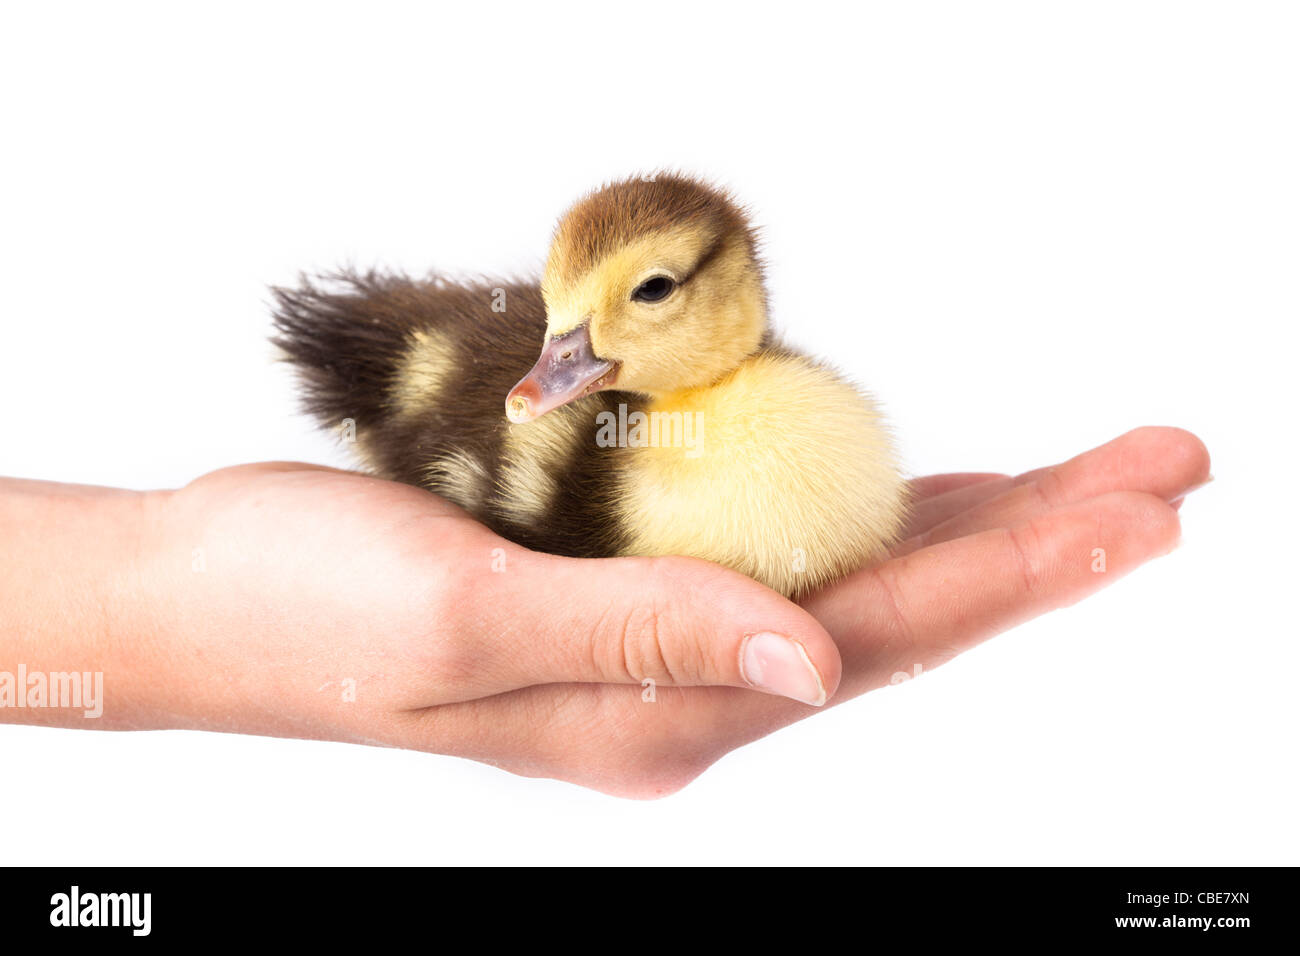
[273,174,908,598]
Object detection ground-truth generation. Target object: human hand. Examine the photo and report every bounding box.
[424,425,1204,797]
[3,427,1207,798]
[115,460,844,750]
[195,425,1191,797]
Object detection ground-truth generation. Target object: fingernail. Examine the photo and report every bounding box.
[1169,474,1214,507]
[740,632,828,706]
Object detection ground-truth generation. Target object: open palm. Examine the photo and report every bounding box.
[151,427,1207,797]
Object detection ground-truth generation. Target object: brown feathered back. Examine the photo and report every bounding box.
[271,271,636,558]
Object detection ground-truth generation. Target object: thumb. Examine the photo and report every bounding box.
[479,548,842,705]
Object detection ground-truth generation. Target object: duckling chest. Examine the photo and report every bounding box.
[608,365,907,598]
[610,402,816,584]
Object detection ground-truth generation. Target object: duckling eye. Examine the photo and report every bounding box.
[631,276,675,303]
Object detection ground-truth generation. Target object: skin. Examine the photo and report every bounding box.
[0,426,1209,798]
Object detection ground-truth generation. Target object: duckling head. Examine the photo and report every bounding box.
[506,174,767,423]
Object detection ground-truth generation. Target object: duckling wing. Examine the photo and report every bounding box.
[272,270,631,558]
[272,270,544,480]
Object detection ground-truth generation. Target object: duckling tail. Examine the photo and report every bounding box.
[270,270,420,432]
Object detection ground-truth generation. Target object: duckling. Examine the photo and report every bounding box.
[272,174,908,598]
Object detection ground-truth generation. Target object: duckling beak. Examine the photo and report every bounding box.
[506,324,618,424]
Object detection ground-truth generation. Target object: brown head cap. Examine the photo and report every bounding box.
[547,173,760,284]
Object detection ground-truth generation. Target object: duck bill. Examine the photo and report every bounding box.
[505,324,618,424]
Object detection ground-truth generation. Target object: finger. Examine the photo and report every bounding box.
[895,426,1210,555]
[467,549,843,706]
[908,472,1009,500]
[808,490,1181,696]
[903,474,1012,537]
[400,489,1187,796]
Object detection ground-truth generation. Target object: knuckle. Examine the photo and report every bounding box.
[599,554,719,687]
[615,601,675,685]
[865,562,915,649]
[864,561,923,673]
[1005,522,1044,597]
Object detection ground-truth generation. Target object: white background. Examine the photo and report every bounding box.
[2,2,1295,864]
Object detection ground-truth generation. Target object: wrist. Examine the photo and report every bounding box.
[0,480,176,729]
